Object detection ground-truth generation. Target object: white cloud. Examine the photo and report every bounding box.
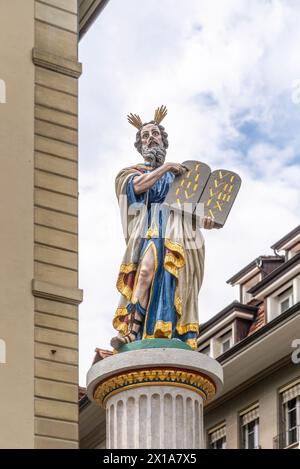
[79,0,300,384]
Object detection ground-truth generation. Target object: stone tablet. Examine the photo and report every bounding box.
[163,160,211,215]
[196,169,241,227]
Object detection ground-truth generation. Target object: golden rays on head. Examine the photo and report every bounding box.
[154,105,167,125]
[127,113,143,130]
[127,105,168,130]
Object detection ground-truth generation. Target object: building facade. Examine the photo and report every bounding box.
[0,0,108,449]
[79,225,300,449]
[201,225,300,449]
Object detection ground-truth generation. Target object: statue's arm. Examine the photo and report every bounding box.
[133,163,186,195]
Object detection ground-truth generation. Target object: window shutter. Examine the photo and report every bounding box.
[209,426,226,444]
[282,383,300,404]
[241,406,259,426]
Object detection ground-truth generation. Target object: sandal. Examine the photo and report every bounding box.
[111,306,143,350]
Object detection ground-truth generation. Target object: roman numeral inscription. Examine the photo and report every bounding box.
[164,162,241,228]
[164,160,211,214]
[202,170,240,225]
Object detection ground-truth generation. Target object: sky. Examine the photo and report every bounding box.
[78,0,300,385]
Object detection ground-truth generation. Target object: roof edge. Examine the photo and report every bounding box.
[226,256,283,286]
[248,252,300,295]
[79,0,110,40]
[199,301,257,333]
[271,225,300,251]
[216,301,300,363]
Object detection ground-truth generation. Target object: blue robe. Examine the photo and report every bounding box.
[125,164,198,345]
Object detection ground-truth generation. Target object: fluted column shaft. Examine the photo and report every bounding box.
[106,386,204,449]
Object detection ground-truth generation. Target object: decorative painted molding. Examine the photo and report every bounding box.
[32,48,82,78]
[94,367,216,406]
[32,279,83,305]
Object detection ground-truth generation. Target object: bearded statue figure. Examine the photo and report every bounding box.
[111,106,216,351]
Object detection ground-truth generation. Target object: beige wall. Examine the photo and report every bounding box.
[0,0,83,448]
[32,0,82,449]
[204,360,300,449]
[0,0,35,448]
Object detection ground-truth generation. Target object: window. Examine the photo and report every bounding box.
[281,382,300,448]
[200,345,210,356]
[242,419,259,449]
[240,406,259,449]
[208,425,226,449]
[211,436,226,449]
[220,331,232,354]
[267,283,296,322]
[286,398,298,446]
[278,287,293,314]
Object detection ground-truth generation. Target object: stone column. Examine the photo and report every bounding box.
[87,340,223,449]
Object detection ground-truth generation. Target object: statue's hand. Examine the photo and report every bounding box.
[202,216,217,230]
[165,162,187,176]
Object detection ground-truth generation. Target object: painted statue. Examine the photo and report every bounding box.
[110,106,241,351]
[110,106,218,351]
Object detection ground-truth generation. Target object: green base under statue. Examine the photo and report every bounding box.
[118,338,193,353]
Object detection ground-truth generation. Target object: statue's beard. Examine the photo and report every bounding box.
[141,144,166,168]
